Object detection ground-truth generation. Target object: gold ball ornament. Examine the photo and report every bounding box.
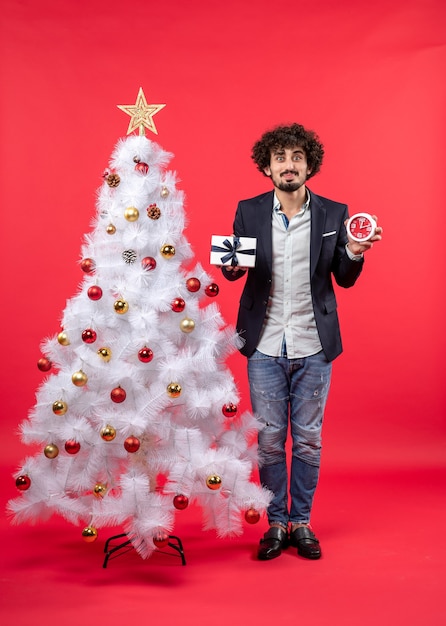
[93,483,107,499]
[52,400,68,415]
[57,331,70,346]
[180,317,195,333]
[97,347,112,362]
[160,186,169,198]
[72,370,88,386]
[106,223,116,235]
[44,443,59,459]
[206,475,222,490]
[82,526,98,542]
[167,382,182,398]
[124,206,139,222]
[100,424,116,441]
[160,244,175,259]
[114,299,129,314]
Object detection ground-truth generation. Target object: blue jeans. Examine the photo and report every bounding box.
[248,349,332,526]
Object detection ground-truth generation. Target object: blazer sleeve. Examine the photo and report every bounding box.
[332,205,364,288]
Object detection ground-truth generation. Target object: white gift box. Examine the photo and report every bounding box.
[210,235,257,268]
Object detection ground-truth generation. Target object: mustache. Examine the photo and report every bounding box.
[280,170,297,176]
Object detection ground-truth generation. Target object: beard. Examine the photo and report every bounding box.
[274,179,305,192]
[271,170,308,192]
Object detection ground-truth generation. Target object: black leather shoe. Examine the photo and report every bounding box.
[289,526,321,559]
[258,526,288,561]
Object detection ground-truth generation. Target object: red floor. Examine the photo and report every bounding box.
[1,463,444,626]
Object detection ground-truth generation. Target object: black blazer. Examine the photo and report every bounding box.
[222,189,364,361]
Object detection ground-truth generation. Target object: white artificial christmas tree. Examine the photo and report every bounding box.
[8,89,272,560]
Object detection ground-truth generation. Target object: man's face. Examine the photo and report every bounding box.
[263,146,312,192]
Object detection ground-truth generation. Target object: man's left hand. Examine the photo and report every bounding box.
[345,215,383,256]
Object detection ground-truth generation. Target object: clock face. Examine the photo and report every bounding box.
[347,213,376,242]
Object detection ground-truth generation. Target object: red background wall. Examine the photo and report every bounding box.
[1,0,445,472]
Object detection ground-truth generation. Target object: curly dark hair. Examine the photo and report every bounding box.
[251,123,324,179]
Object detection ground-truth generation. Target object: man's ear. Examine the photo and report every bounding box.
[264,166,271,176]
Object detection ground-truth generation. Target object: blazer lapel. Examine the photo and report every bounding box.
[256,191,274,273]
[309,191,326,278]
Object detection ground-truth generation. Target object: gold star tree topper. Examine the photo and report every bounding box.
[117,88,166,136]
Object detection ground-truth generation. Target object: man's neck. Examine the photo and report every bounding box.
[276,186,308,217]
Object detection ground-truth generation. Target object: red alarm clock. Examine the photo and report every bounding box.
[346,213,377,243]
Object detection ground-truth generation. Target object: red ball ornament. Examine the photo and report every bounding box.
[82,329,97,344]
[111,386,126,403]
[142,256,157,271]
[16,475,31,491]
[37,357,52,372]
[135,161,149,174]
[138,347,153,363]
[171,297,186,312]
[87,285,103,301]
[205,283,219,297]
[124,436,140,453]
[173,494,189,510]
[186,277,201,292]
[80,258,95,273]
[245,508,261,524]
[65,440,81,455]
[153,532,170,549]
[222,403,238,418]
